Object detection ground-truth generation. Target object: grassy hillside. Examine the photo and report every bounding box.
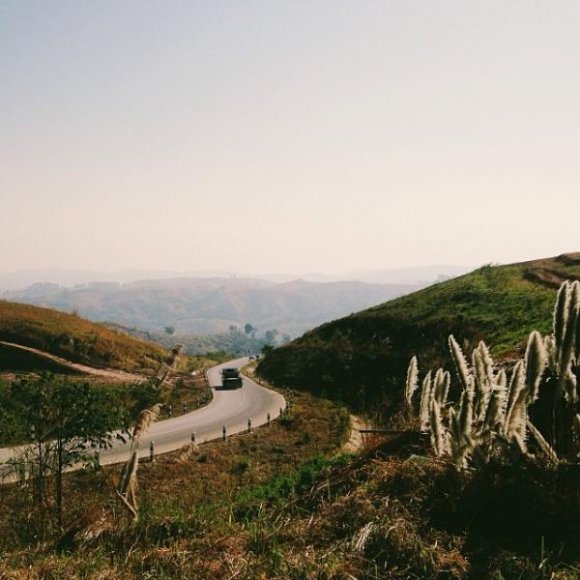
[0,300,167,373]
[258,253,580,412]
[2,413,578,577]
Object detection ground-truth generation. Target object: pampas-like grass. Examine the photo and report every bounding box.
[118,445,138,497]
[132,404,162,440]
[117,403,162,521]
[449,335,471,394]
[505,361,526,439]
[472,347,485,389]
[526,419,558,463]
[402,280,580,467]
[525,330,548,403]
[418,371,432,431]
[559,282,578,371]
[554,281,571,352]
[483,387,505,432]
[432,369,450,407]
[473,342,493,393]
[553,281,580,402]
[478,341,495,384]
[543,335,557,369]
[495,369,507,390]
[473,342,493,423]
[404,356,419,417]
[430,399,444,457]
[458,389,473,444]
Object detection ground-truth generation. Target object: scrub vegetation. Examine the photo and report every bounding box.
[0,389,351,578]
[2,256,580,577]
[258,253,580,418]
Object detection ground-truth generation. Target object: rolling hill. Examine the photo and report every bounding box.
[6,277,422,337]
[0,300,167,373]
[258,253,580,412]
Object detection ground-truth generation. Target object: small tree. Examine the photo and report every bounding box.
[264,329,279,346]
[6,374,127,529]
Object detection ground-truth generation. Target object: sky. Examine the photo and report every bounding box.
[1,1,579,278]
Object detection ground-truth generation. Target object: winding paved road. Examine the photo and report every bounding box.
[99,358,286,465]
[0,357,286,473]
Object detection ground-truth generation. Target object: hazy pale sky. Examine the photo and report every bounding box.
[1,1,579,276]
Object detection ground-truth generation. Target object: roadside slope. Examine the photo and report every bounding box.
[0,341,144,382]
[0,358,285,470]
[0,300,167,373]
[258,253,580,411]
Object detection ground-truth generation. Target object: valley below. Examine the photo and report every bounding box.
[1,254,580,578]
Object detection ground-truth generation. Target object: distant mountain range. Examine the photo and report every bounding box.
[0,265,471,291]
[343,264,471,284]
[0,268,233,291]
[5,276,427,338]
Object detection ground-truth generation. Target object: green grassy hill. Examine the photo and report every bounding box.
[0,300,167,373]
[258,253,580,412]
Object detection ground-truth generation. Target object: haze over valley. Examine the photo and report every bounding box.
[1,275,418,338]
[2,2,580,576]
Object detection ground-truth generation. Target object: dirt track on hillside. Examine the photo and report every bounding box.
[0,341,145,382]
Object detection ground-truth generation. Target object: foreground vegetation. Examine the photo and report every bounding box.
[2,258,580,577]
[405,284,580,468]
[2,404,578,578]
[0,377,160,448]
[259,253,580,417]
[0,390,351,578]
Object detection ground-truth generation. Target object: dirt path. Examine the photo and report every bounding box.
[0,341,145,383]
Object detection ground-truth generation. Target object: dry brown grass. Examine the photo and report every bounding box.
[0,299,167,373]
[4,398,579,578]
[0,388,350,577]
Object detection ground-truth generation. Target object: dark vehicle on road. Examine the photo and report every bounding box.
[221,367,243,389]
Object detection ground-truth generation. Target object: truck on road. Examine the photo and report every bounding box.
[221,367,243,389]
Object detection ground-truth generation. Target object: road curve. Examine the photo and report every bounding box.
[99,358,285,465]
[0,358,286,471]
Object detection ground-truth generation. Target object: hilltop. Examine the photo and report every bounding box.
[258,253,580,412]
[0,300,167,374]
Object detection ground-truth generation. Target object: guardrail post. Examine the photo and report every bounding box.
[191,432,196,443]
[248,418,252,433]
[222,425,227,441]
[150,440,155,462]
[267,412,271,426]
[168,404,173,418]
[95,448,100,467]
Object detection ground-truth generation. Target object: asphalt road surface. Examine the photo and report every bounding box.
[0,357,286,473]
